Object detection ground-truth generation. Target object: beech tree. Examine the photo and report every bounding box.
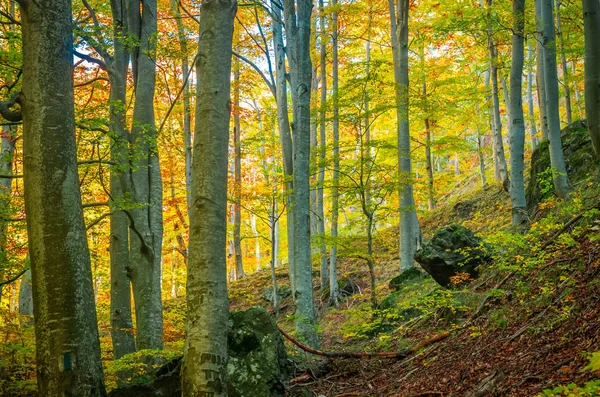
[20,0,106,393]
[583,0,600,159]
[181,0,237,393]
[509,0,527,226]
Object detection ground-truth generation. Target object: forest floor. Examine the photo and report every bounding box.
[228,182,600,396]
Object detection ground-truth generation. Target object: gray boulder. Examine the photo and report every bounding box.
[108,306,290,397]
[415,225,490,288]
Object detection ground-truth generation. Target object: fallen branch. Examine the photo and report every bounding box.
[540,200,600,250]
[277,325,450,360]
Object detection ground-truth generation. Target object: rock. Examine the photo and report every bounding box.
[415,225,490,288]
[262,286,291,302]
[388,268,424,292]
[108,307,290,397]
[526,120,597,215]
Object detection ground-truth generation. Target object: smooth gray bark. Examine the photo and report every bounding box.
[509,0,528,226]
[21,0,106,392]
[284,0,319,347]
[329,0,340,307]
[487,0,509,187]
[18,269,34,326]
[535,0,549,140]
[541,0,570,198]
[169,0,193,213]
[318,0,329,292]
[556,0,573,125]
[233,59,245,280]
[0,125,14,298]
[583,0,600,160]
[390,0,419,271]
[108,0,137,359]
[181,0,236,393]
[270,0,295,291]
[527,42,539,150]
[127,0,164,350]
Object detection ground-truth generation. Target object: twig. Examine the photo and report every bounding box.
[540,200,600,250]
[0,267,28,287]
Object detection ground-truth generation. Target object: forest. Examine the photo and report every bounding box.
[0,0,599,395]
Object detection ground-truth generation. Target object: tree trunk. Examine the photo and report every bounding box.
[318,0,329,292]
[0,125,14,299]
[108,0,137,359]
[251,215,261,271]
[329,0,341,307]
[509,0,528,227]
[284,0,319,347]
[583,0,600,160]
[271,0,295,292]
[556,0,573,125]
[21,0,106,392]
[169,0,193,214]
[18,269,34,326]
[181,0,236,393]
[390,0,419,271]
[501,75,511,126]
[487,0,509,186]
[541,0,570,198]
[475,103,488,188]
[535,0,549,140]
[527,41,539,150]
[127,0,164,350]
[233,58,245,280]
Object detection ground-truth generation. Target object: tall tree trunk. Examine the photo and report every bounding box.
[18,269,34,326]
[487,0,509,187]
[390,0,419,271]
[0,125,14,299]
[318,0,329,292]
[527,42,539,150]
[127,0,164,350]
[169,0,193,214]
[501,75,511,125]
[536,0,549,140]
[329,0,341,307]
[541,0,570,198]
[475,103,488,187]
[284,0,319,347]
[271,0,295,291]
[583,0,600,159]
[181,0,236,393]
[108,0,137,359]
[21,0,106,392]
[233,59,245,280]
[484,70,501,180]
[509,0,528,227]
[573,60,585,118]
[556,0,573,125]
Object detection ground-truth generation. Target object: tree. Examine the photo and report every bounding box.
[233,57,245,280]
[509,0,527,226]
[20,0,106,393]
[181,0,237,393]
[583,0,600,160]
[329,0,341,306]
[486,0,509,187]
[541,0,570,198]
[389,0,420,271]
[284,0,319,347]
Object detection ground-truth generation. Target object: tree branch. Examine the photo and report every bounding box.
[73,49,108,71]
[0,91,22,122]
[232,51,276,96]
[0,267,28,287]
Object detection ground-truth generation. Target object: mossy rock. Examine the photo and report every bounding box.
[388,268,425,292]
[262,286,291,302]
[415,225,490,288]
[108,307,290,397]
[526,120,597,214]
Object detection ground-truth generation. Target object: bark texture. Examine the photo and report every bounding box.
[541,0,570,198]
[181,0,236,394]
[583,0,600,160]
[21,0,106,393]
[509,0,528,226]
